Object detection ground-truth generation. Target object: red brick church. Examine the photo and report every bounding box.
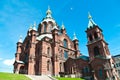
[13,7,119,80]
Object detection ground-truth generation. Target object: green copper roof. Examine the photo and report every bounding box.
[87,12,97,29]
[78,55,89,61]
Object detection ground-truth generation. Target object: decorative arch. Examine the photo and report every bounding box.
[94,32,98,39]
[63,39,68,48]
[48,21,53,25]
[94,46,100,56]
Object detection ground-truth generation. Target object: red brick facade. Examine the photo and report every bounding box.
[13,8,119,80]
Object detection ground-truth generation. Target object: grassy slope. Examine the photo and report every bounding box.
[55,77,84,80]
[0,72,31,80]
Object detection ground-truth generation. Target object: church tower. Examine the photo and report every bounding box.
[86,13,110,60]
[86,13,119,80]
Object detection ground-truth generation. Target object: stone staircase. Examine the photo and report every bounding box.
[25,75,57,80]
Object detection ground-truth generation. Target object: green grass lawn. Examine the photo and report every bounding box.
[0,72,31,80]
[55,77,84,80]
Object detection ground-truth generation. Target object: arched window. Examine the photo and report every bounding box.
[64,50,68,59]
[47,47,50,56]
[47,61,50,71]
[39,24,42,33]
[89,34,93,41]
[99,68,103,78]
[94,46,100,56]
[94,32,98,39]
[63,39,68,48]
[44,23,47,33]
[49,25,52,32]
[60,62,62,72]
[48,21,53,32]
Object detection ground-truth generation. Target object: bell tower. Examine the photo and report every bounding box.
[86,13,110,61]
[85,13,119,80]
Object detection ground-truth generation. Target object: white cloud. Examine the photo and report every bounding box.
[3,58,15,66]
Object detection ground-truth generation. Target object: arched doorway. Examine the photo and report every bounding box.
[19,66,25,74]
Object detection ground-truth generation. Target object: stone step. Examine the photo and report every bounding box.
[25,75,56,80]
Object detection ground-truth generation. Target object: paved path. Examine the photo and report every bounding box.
[25,75,57,80]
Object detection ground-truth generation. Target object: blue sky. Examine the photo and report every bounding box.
[0,0,120,73]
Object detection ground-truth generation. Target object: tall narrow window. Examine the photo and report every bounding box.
[64,51,68,59]
[99,68,103,78]
[49,22,53,32]
[47,61,50,71]
[24,53,28,63]
[89,34,93,41]
[47,47,50,56]
[63,39,68,48]
[94,46,100,56]
[94,32,98,39]
[40,24,42,33]
[60,63,62,72]
[44,23,47,33]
